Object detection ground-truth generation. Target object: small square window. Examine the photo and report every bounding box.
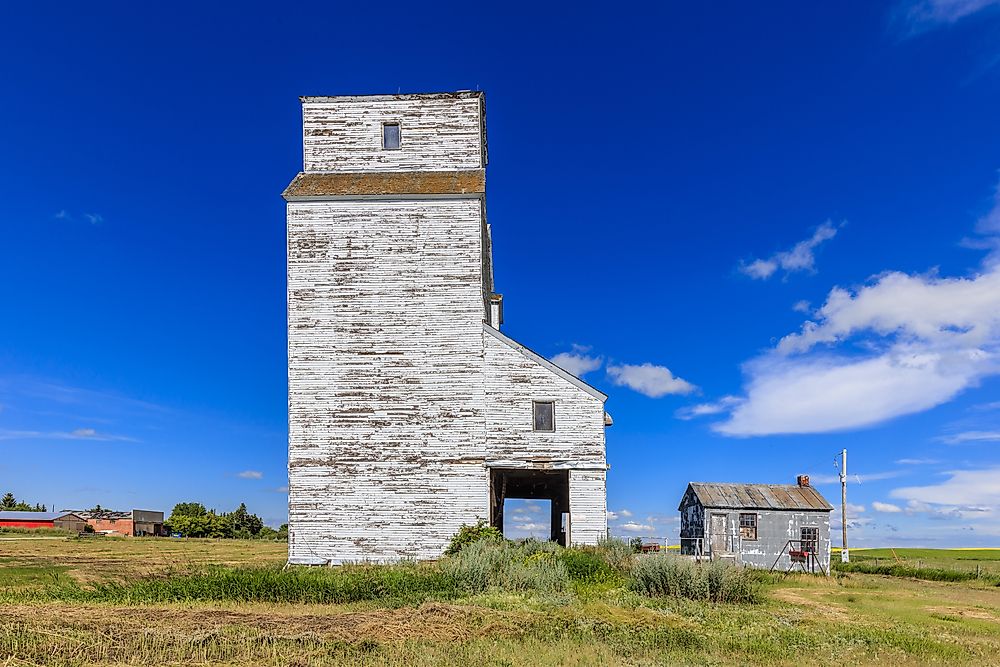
[800,527,819,553]
[739,513,757,541]
[533,401,555,432]
[383,123,401,150]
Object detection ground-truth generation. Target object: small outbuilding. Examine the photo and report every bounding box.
[678,476,833,574]
[0,511,87,532]
[68,509,165,536]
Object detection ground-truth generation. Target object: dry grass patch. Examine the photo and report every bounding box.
[0,600,529,642]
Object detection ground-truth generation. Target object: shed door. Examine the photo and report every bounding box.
[710,514,728,555]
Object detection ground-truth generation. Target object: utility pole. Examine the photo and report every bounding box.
[840,448,849,563]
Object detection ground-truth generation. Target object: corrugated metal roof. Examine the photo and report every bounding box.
[683,483,834,511]
[0,511,76,521]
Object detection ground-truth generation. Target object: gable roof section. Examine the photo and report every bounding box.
[680,482,833,512]
[484,324,607,402]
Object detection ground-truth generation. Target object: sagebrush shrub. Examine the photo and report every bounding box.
[441,539,570,593]
[628,554,759,603]
[444,520,504,555]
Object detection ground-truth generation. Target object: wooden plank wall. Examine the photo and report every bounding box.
[287,199,489,563]
[287,93,608,563]
[302,94,484,173]
[483,331,606,466]
[569,470,609,545]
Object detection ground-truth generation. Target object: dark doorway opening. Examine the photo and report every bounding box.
[489,468,570,546]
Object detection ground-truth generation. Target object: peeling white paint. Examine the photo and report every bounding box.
[286,93,607,564]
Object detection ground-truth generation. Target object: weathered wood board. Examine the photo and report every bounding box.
[286,92,608,564]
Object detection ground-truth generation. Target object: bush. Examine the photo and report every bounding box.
[593,538,636,575]
[558,547,616,583]
[628,555,759,603]
[444,520,504,555]
[442,539,570,593]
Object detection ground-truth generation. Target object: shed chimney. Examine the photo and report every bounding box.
[797,474,810,487]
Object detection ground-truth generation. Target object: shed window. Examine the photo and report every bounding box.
[800,527,819,553]
[739,513,757,540]
[533,401,555,432]
[382,123,401,150]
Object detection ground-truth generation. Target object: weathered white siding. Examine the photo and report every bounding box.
[286,92,609,563]
[735,510,832,573]
[483,328,606,467]
[302,93,485,173]
[569,469,609,545]
[287,198,489,563]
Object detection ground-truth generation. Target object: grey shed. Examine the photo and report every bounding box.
[678,476,834,574]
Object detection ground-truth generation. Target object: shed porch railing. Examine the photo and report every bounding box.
[679,534,743,563]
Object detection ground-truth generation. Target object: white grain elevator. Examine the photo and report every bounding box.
[284,91,610,564]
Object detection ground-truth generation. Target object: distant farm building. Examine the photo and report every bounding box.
[68,509,165,536]
[0,511,87,532]
[285,91,611,564]
[678,476,833,574]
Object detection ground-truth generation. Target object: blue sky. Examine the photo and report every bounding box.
[2,1,1000,545]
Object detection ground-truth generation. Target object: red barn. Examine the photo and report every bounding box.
[0,511,87,531]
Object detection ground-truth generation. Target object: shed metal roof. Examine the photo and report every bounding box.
[682,483,833,512]
[0,511,77,521]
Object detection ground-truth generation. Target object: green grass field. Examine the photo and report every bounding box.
[838,548,1000,574]
[1,536,998,666]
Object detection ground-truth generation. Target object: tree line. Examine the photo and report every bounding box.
[2,492,286,540]
[166,502,287,540]
[1,492,46,512]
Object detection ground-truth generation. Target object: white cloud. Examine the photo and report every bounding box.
[777,269,1000,355]
[515,522,547,531]
[714,351,980,435]
[676,396,742,420]
[711,176,1000,436]
[739,221,841,280]
[607,511,618,521]
[892,467,1000,508]
[716,216,1000,435]
[607,363,697,398]
[872,501,903,513]
[237,470,263,479]
[619,522,655,533]
[619,509,633,518]
[832,502,872,529]
[896,458,939,465]
[550,345,603,378]
[0,427,135,442]
[52,210,104,225]
[977,172,1000,236]
[896,0,1000,30]
[792,300,812,313]
[938,430,1000,444]
[809,470,905,485]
